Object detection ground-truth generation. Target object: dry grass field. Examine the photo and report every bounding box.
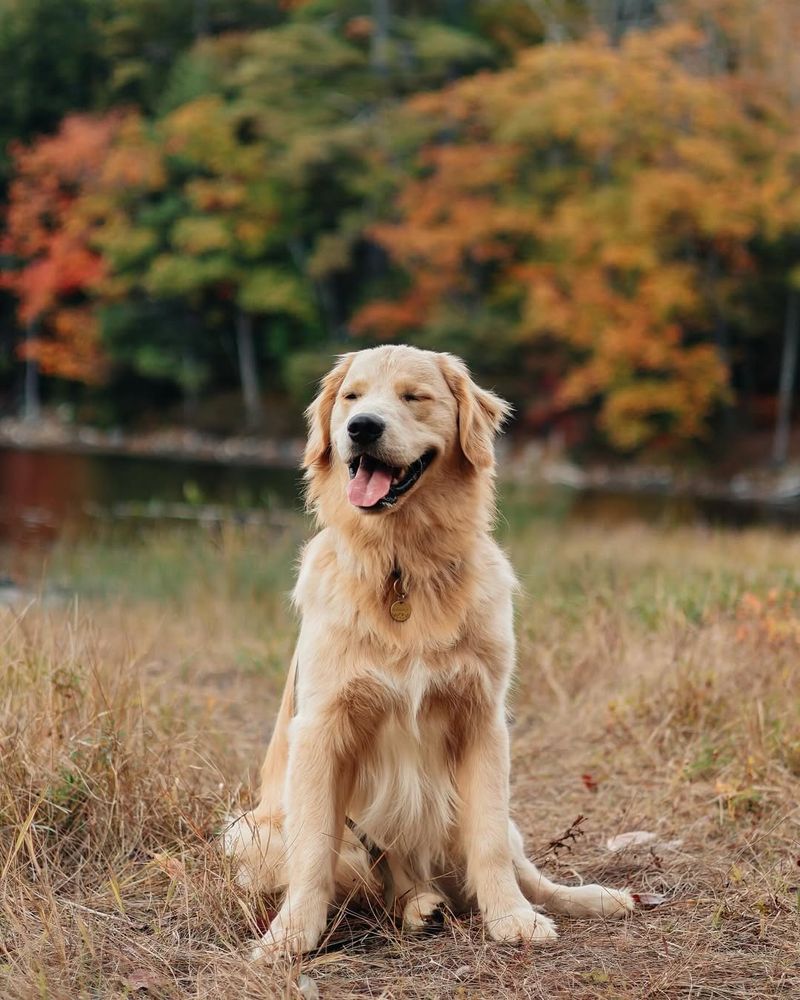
[2,506,800,999]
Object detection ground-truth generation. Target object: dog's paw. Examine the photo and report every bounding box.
[402,891,447,932]
[485,905,558,945]
[558,884,635,919]
[250,907,324,963]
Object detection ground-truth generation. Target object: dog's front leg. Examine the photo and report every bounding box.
[458,714,558,945]
[251,713,350,962]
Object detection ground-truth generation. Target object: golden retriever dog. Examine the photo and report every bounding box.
[224,345,634,961]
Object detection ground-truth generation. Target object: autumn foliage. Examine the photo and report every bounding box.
[354,24,798,448]
[1,1,800,451]
[0,115,119,381]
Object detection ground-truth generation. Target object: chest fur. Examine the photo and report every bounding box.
[347,661,485,866]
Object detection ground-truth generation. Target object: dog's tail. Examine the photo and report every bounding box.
[510,824,634,919]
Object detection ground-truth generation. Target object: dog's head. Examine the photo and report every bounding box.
[304,345,510,514]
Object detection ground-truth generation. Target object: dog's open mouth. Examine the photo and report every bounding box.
[347,450,436,510]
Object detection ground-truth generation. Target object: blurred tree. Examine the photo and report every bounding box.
[0,0,107,178]
[95,0,285,110]
[353,24,788,451]
[672,0,800,462]
[520,0,660,42]
[144,16,494,406]
[0,114,123,416]
[0,4,504,424]
[3,0,799,458]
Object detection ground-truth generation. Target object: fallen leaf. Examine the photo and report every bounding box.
[581,773,599,793]
[582,969,611,984]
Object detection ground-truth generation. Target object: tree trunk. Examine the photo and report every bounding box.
[526,0,568,42]
[773,287,799,466]
[23,322,41,423]
[707,252,734,436]
[236,309,262,429]
[192,0,209,38]
[371,0,391,75]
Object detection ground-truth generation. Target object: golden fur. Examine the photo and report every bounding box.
[224,345,634,960]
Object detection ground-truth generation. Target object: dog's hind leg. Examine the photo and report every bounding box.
[222,808,287,892]
[510,823,634,919]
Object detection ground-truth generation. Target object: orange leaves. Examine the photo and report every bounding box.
[0,109,166,383]
[9,233,105,326]
[350,290,431,340]
[354,21,795,450]
[19,307,107,383]
[735,589,800,649]
[0,113,133,382]
[595,349,729,450]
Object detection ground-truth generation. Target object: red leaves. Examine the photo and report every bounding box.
[1,114,121,383]
[581,772,599,793]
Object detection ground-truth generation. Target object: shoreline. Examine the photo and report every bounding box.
[0,416,303,469]
[2,416,800,508]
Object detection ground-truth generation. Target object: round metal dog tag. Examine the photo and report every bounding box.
[390,599,412,622]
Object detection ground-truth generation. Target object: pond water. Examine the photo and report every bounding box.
[1,446,799,556]
[0,447,301,550]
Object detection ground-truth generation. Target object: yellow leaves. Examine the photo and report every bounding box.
[144,253,230,297]
[94,223,158,273]
[186,179,246,213]
[638,266,701,323]
[171,217,232,255]
[100,114,165,192]
[598,242,657,273]
[307,231,353,280]
[237,268,313,322]
[597,366,727,451]
[163,95,227,153]
[234,219,272,257]
[671,135,739,180]
[633,169,760,246]
[161,96,263,180]
[356,16,800,450]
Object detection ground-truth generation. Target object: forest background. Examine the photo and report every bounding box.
[2,0,800,465]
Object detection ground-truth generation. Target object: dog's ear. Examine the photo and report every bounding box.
[303,353,356,471]
[438,353,511,469]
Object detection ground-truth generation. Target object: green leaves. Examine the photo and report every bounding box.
[237,268,314,322]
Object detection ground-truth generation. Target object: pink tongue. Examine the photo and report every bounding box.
[347,461,393,507]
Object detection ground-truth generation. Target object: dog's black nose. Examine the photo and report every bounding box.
[347,413,385,445]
